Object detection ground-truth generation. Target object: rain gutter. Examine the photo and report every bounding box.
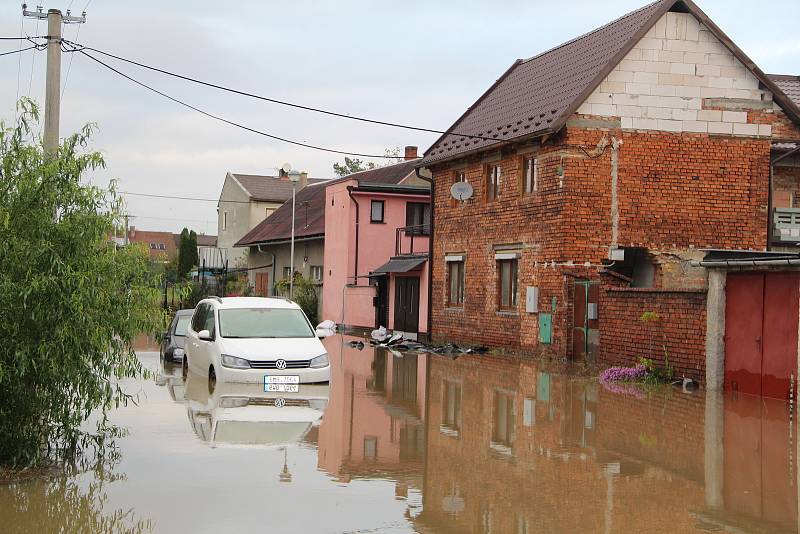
[347,186,360,284]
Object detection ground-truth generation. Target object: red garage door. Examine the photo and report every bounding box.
[725,272,800,400]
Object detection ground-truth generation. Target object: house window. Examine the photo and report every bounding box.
[310,265,323,282]
[282,266,292,279]
[223,211,228,230]
[523,157,538,194]
[370,200,385,223]
[149,243,157,250]
[492,390,515,448]
[159,243,166,250]
[447,260,465,307]
[406,202,430,235]
[498,258,518,310]
[265,207,275,218]
[452,170,467,205]
[442,380,462,433]
[486,164,501,201]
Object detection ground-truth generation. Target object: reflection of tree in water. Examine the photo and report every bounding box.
[0,457,153,533]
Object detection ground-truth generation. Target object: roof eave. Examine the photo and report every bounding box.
[420,128,555,168]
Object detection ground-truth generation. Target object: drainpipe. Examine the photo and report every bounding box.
[347,186,360,284]
[415,166,434,340]
[609,137,621,257]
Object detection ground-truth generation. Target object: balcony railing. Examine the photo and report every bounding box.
[773,208,800,244]
[395,224,430,256]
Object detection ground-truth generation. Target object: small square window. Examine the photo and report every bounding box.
[282,267,292,279]
[370,200,385,223]
[310,265,323,282]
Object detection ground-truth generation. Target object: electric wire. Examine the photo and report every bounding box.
[72,47,403,159]
[61,38,494,142]
[14,16,24,119]
[26,19,40,97]
[121,191,257,204]
[1,45,40,58]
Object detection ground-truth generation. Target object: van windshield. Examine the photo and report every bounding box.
[218,308,314,339]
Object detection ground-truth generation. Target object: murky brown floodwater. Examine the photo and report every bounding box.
[2,335,798,533]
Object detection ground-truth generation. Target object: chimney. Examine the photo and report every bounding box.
[299,171,309,190]
[129,225,136,239]
[404,146,418,161]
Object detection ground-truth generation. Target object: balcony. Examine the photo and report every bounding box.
[773,208,800,244]
[395,224,430,256]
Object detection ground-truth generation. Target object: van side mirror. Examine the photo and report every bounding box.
[198,329,212,341]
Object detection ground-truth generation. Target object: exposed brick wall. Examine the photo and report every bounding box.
[430,126,768,356]
[599,287,707,383]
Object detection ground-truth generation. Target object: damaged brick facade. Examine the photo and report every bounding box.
[429,123,778,356]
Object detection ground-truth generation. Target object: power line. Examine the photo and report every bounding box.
[1,45,40,58]
[15,16,24,120]
[71,47,402,159]
[62,38,494,142]
[26,20,41,98]
[121,191,254,204]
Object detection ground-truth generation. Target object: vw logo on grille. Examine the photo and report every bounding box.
[274,398,286,408]
[275,359,287,370]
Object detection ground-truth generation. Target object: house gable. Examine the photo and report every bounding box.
[574,11,777,136]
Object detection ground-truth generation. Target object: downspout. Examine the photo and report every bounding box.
[609,137,622,256]
[347,186,360,284]
[415,166,434,340]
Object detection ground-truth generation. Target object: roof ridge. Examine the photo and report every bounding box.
[522,0,666,64]
[768,73,800,81]
[340,157,419,179]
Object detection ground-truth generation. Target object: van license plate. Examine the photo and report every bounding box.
[264,375,300,393]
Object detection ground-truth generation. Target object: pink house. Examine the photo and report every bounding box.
[322,148,431,337]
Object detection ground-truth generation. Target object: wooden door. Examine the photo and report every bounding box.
[394,277,420,333]
[255,272,269,297]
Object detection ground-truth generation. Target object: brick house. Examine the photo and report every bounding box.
[418,0,800,384]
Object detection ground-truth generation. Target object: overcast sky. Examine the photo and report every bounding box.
[1,0,798,235]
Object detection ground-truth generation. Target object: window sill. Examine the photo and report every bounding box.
[496,310,519,317]
[369,220,386,224]
[439,426,460,438]
[444,306,464,312]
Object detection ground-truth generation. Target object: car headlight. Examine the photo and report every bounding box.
[219,396,250,408]
[173,348,185,357]
[310,353,329,369]
[221,354,251,369]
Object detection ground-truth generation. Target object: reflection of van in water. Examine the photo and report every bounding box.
[184,372,329,448]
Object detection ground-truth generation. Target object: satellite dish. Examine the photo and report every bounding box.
[450,181,474,201]
[281,162,292,173]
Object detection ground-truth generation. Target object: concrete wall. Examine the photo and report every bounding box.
[322,178,431,330]
[246,238,324,318]
[576,12,774,137]
[217,174,283,268]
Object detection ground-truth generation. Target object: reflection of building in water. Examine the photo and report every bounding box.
[417,353,799,533]
[317,337,426,497]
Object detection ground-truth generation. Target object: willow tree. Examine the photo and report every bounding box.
[0,100,163,468]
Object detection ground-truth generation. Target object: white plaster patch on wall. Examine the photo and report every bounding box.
[575,12,774,137]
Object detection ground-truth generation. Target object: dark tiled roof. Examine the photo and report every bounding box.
[172,233,217,247]
[422,1,665,165]
[770,75,800,108]
[230,173,328,203]
[421,0,800,166]
[235,160,419,246]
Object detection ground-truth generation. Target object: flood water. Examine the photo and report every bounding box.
[1,335,798,533]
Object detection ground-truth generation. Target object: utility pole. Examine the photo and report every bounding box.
[22,5,86,154]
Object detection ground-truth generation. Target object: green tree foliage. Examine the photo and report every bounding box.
[332,148,403,177]
[0,100,163,467]
[176,228,198,280]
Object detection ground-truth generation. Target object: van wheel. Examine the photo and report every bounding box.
[208,365,217,394]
